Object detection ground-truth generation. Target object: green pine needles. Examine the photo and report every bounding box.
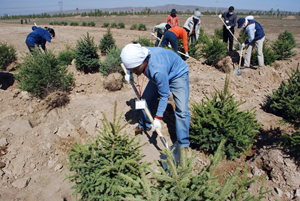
[74,32,100,73]
[15,49,73,98]
[99,28,116,55]
[99,46,123,76]
[200,35,227,65]
[189,75,261,159]
[66,102,148,200]
[119,140,270,200]
[272,30,297,60]
[0,42,17,70]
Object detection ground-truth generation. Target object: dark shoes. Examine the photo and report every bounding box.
[240,66,258,70]
[134,126,151,135]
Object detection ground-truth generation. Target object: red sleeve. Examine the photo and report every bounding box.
[183,31,188,53]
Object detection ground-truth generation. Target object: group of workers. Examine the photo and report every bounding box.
[25,7,266,149]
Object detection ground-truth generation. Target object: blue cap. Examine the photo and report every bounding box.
[237,18,245,28]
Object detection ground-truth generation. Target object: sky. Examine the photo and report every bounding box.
[1,0,300,16]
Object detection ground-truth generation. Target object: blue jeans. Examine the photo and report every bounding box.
[155,32,162,47]
[160,31,178,53]
[138,73,190,147]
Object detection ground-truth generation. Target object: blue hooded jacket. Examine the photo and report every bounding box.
[244,20,265,44]
[25,26,52,50]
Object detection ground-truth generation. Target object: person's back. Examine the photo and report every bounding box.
[25,26,53,52]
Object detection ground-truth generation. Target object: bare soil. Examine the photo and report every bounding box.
[0,15,300,201]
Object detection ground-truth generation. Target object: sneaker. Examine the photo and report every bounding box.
[134,126,151,135]
[249,66,258,70]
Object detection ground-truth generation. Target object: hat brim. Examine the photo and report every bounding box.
[238,24,243,28]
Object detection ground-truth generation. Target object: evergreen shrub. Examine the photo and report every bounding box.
[130,24,137,30]
[49,22,54,25]
[197,27,210,45]
[138,23,147,31]
[263,66,300,127]
[251,40,277,66]
[99,46,122,76]
[214,27,223,40]
[99,28,116,55]
[103,22,110,27]
[74,32,99,73]
[200,35,227,65]
[133,37,154,47]
[89,21,95,26]
[15,49,73,98]
[82,21,87,26]
[111,22,117,28]
[0,42,17,70]
[57,44,74,66]
[280,131,300,158]
[118,22,125,28]
[70,22,79,26]
[272,30,297,60]
[66,102,148,200]
[119,140,270,200]
[189,75,261,159]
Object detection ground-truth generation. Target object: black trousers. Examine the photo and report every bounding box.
[223,26,234,52]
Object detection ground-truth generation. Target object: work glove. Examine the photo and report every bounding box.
[151,32,155,36]
[226,25,231,30]
[125,74,130,84]
[185,52,189,58]
[168,44,172,49]
[218,14,222,19]
[152,118,162,132]
[242,43,245,48]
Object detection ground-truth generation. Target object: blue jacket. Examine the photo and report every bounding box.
[244,20,265,44]
[25,26,52,50]
[144,47,189,117]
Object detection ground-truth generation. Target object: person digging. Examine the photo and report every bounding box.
[121,43,191,149]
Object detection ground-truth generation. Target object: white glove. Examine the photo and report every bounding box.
[168,44,172,49]
[226,26,231,30]
[242,43,245,48]
[152,118,162,132]
[185,52,189,58]
[151,32,155,36]
[125,74,130,84]
[218,14,222,19]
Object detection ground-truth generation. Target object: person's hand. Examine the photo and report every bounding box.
[185,52,189,58]
[151,32,155,36]
[242,43,245,48]
[125,74,130,84]
[218,14,222,19]
[168,44,172,49]
[226,26,231,30]
[152,118,162,132]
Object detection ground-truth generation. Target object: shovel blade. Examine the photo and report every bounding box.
[160,141,181,172]
[234,68,242,76]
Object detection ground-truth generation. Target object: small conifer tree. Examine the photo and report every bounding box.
[15,49,73,98]
[200,35,227,65]
[74,32,99,73]
[0,42,17,70]
[133,37,154,47]
[57,44,74,66]
[272,30,297,60]
[66,102,148,200]
[189,75,261,159]
[99,28,116,55]
[99,46,123,76]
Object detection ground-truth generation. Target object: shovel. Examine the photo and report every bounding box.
[219,17,240,45]
[121,63,181,169]
[234,46,243,76]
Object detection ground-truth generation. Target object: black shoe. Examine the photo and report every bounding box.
[134,126,151,134]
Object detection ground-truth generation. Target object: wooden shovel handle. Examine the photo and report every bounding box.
[219,17,240,44]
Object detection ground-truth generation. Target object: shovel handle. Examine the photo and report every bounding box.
[239,46,243,67]
[219,17,240,45]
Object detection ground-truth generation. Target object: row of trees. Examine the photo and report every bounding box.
[2,8,300,19]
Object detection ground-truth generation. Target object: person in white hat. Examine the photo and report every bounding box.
[183,11,201,44]
[120,43,191,148]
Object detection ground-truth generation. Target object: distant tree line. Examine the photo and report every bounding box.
[1,8,300,19]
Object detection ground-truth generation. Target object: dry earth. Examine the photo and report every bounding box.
[0,15,300,200]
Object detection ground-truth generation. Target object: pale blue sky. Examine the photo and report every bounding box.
[1,0,299,16]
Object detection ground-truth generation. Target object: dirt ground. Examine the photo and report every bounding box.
[0,15,300,200]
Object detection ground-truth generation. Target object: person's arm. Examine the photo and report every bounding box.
[231,14,237,27]
[41,39,46,51]
[153,72,170,118]
[175,16,179,27]
[183,31,188,53]
[32,26,38,31]
[245,24,255,44]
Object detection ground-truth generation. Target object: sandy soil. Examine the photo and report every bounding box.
[0,15,300,200]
